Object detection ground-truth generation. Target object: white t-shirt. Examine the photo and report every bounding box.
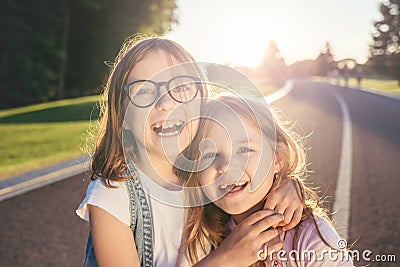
[76,171,185,267]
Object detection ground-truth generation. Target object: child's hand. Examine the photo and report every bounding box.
[213,210,284,267]
[264,179,303,231]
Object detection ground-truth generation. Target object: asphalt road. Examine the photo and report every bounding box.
[0,80,399,266]
[0,173,90,267]
[272,80,400,266]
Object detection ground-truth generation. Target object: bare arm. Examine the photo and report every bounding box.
[89,205,140,267]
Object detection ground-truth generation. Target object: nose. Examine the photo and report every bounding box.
[214,155,227,175]
[154,85,177,111]
[217,156,246,177]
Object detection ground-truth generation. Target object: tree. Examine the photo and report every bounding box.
[0,0,178,108]
[369,0,400,83]
[257,40,287,86]
[65,0,178,98]
[314,42,335,76]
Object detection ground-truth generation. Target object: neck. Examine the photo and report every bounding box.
[232,199,266,225]
[134,148,183,190]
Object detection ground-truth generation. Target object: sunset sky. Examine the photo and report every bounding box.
[166,0,383,67]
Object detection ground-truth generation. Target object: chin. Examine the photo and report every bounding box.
[216,202,249,215]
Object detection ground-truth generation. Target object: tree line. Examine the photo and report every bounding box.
[255,0,400,87]
[1,0,398,108]
[367,0,400,84]
[0,0,177,108]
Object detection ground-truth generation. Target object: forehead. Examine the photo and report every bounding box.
[203,112,261,143]
[127,50,193,82]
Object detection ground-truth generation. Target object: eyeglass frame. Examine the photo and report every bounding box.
[123,75,202,108]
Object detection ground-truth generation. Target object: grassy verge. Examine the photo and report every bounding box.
[0,96,100,180]
[254,80,280,95]
[351,78,400,95]
[313,76,400,95]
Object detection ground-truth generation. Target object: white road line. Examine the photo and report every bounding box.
[265,80,293,103]
[268,81,353,240]
[328,89,353,241]
[0,162,88,202]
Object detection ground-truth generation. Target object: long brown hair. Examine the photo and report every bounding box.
[90,35,206,186]
[178,95,331,266]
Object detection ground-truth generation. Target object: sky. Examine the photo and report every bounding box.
[166,0,383,67]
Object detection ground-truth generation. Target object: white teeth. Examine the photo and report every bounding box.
[159,131,179,137]
[219,181,248,190]
[163,122,174,128]
[220,184,228,190]
[152,120,184,137]
[163,121,183,128]
[235,181,247,186]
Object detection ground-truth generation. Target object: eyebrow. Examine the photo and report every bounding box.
[236,138,256,144]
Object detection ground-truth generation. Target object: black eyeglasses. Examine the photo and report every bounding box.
[123,75,201,108]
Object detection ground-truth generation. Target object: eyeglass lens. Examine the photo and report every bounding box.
[127,76,199,107]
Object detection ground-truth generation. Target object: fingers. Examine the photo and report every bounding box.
[264,179,303,210]
[263,193,280,210]
[258,228,281,248]
[274,199,302,228]
[253,213,284,233]
[275,205,296,228]
[243,209,278,225]
[282,207,303,231]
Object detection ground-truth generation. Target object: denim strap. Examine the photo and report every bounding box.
[83,166,154,267]
[126,164,154,267]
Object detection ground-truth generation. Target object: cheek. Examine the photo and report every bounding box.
[246,154,262,178]
[198,169,213,187]
[198,169,220,202]
[250,166,275,194]
[124,106,148,138]
[123,107,135,130]
[247,152,274,191]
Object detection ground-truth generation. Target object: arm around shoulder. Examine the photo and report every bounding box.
[89,205,140,267]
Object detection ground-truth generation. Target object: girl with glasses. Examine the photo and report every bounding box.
[76,36,304,266]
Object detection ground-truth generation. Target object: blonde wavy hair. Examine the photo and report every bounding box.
[90,35,207,186]
[176,95,331,266]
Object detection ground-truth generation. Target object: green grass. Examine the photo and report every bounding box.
[0,96,100,179]
[313,76,400,95]
[349,78,400,95]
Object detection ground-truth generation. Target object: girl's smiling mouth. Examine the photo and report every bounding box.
[152,120,185,137]
[218,180,249,196]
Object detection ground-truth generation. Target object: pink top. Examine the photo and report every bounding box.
[229,217,354,267]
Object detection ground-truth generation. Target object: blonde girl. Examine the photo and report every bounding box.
[76,36,304,267]
[182,95,354,266]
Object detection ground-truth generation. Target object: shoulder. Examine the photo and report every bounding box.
[76,178,130,226]
[295,217,343,250]
[283,217,354,266]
